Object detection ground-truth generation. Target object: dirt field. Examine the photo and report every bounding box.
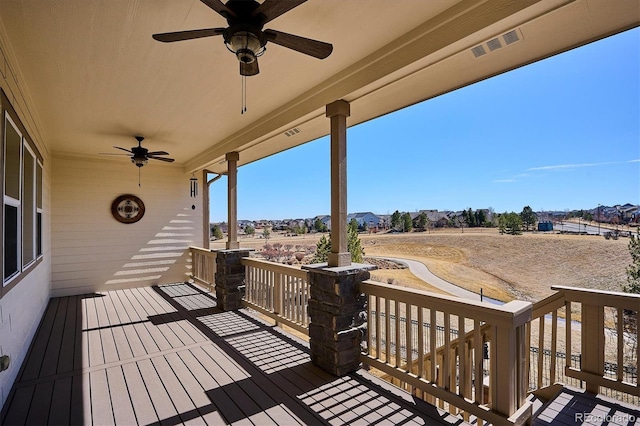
[211,228,633,303]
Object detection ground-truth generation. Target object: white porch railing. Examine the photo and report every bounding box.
[359,280,532,426]
[529,285,639,402]
[241,257,310,336]
[189,247,217,292]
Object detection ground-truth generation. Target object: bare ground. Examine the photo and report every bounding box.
[361,230,631,302]
[211,228,632,303]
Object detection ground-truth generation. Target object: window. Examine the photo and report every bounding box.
[4,114,21,281]
[2,98,44,288]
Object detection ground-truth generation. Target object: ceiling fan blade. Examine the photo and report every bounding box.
[147,151,170,156]
[200,0,236,19]
[240,60,259,76]
[264,30,332,59]
[152,28,225,43]
[253,0,307,24]
[114,146,133,153]
[99,153,131,156]
[148,155,175,163]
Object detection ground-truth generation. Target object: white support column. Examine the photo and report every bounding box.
[226,151,240,250]
[202,170,210,248]
[326,100,350,267]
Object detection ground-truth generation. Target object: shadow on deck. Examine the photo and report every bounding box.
[1,283,465,425]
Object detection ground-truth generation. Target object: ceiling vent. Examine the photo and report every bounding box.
[284,127,301,137]
[471,28,522,58]
[486,38,502,52]
[471,45,487,58]
[502,30,520,45]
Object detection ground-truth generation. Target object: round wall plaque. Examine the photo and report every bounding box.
[111,194,145,224]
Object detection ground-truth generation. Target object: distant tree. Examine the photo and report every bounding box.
[391,210,402,230]
[312,235,332,263]
[467,208,476,227]
[499,212,523,235]
[624,231,640,294]
[622,230,639,363]
[348,219,364,262]
[262,227,270,242]
[312,221,364,263]
[349,218,360,232]
[520,206,536,231]
[245,225,255,236]
[475,209,486,227]
[416,212,428,231]
[314,218,328,233]
[402,212,413,232]
[211,225,223,240]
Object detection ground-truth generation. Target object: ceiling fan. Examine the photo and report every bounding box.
[152,0,333,76]
[110,136,175,168]
[102,136,175,185]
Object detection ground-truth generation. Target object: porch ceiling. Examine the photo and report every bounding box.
[0,0,637,174]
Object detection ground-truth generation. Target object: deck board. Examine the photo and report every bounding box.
[58,295,78,374]
[20,297,59,381]
[48,376,72,425]
[2,283,471,426]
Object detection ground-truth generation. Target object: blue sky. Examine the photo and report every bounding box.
[210,28,640,222]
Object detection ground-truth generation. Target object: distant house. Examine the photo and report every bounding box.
[347,212,381,229]
[619,204,639,223]
[313,215,332,231]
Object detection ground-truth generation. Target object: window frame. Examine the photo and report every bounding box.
[3,112,22,284]
[1,90,44,295]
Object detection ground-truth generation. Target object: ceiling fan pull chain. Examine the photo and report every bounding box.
[241,75,247,114]
[138,168,141,187]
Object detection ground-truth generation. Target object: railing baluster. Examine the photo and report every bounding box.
[617,307,624,382]
[474,319,482,404]
[418,307,424,379]
[458,315,466,400]
[406,304,413,373]
[550,310,557,384]
[538,314,545,387]
[376,296,381,359]
[395,300,401,368]
[430,309,437,384]
[443,312,450,392]
[385,298,391,364]
[565,300,571,370]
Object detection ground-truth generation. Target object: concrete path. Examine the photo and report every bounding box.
[371,256,502,304]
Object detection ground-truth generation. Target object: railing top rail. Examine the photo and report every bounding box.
[551,285,640,310]
[361,280,531,328]
[241,257,309,280]
[189,246,216,254]
[532,291,565,319]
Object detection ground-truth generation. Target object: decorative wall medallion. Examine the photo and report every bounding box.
[111,194,145,224]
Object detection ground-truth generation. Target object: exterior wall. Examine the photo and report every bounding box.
[0,37,52,407]
[51,154,203,297]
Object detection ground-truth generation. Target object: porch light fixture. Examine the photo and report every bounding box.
[190,174,198,198]
[224,27,266,114]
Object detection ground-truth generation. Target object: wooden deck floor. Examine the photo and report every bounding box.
[1,283,465,425]
[532,386,640,425]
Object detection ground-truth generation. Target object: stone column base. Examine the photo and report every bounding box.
[214,249,252,311]
[304,263,376,376]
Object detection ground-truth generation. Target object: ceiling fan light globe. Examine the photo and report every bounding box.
[226,31,264,63]
[132,157,148,168]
